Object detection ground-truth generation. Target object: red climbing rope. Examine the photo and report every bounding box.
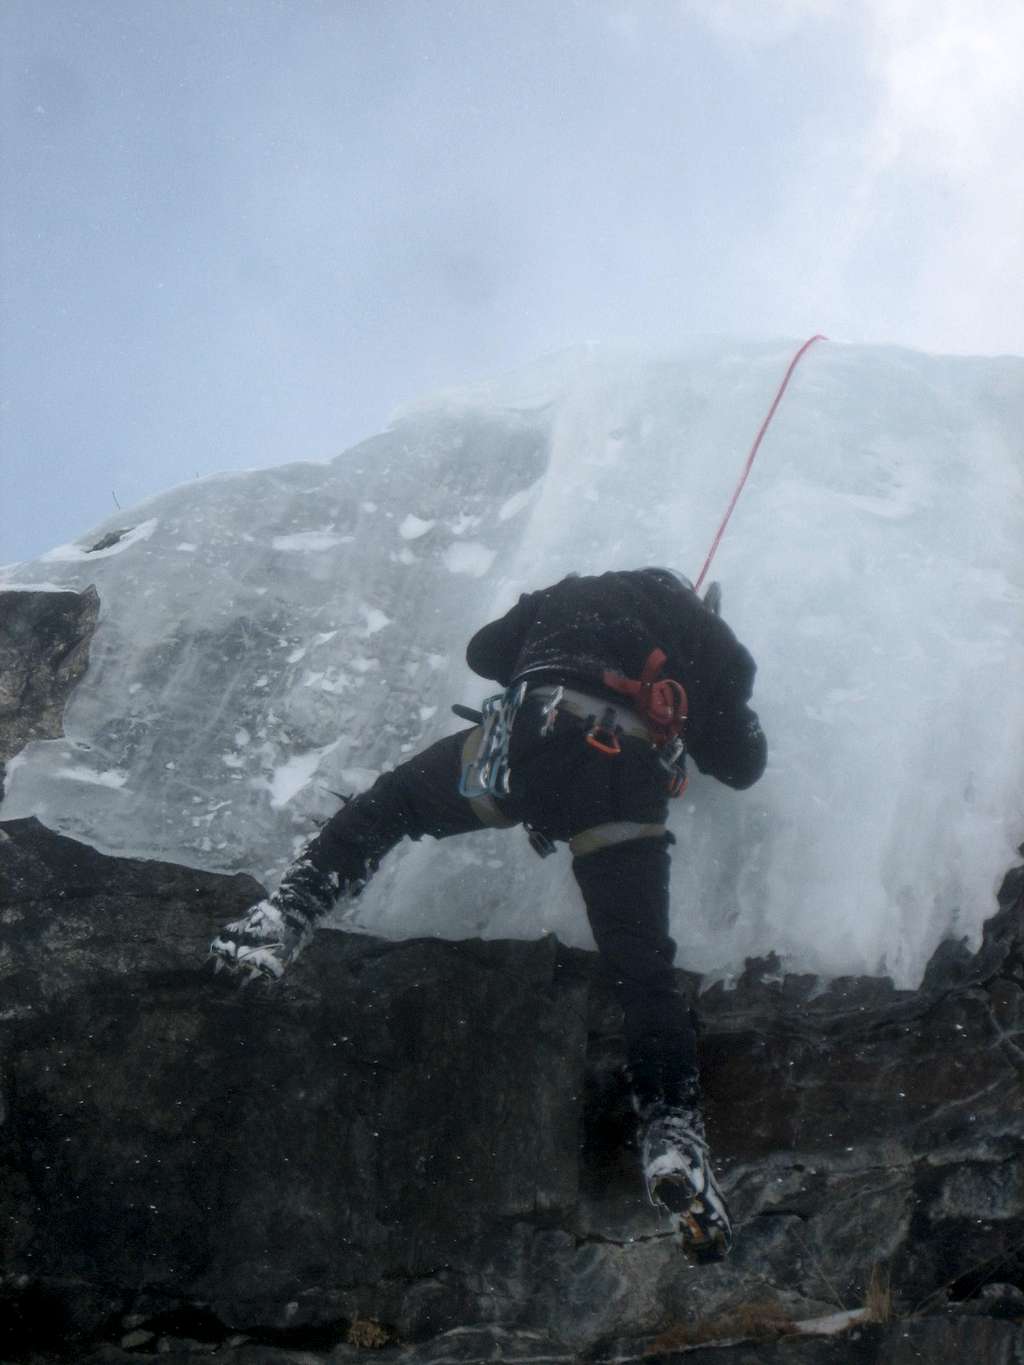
[693,334,827,592]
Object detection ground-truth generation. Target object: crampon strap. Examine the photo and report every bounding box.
[602,649,688,746]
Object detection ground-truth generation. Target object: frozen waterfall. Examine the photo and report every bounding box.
[3,338,1022,987]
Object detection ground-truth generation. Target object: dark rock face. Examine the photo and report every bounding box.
[0,587,100,788]
[1,819,1022,1363]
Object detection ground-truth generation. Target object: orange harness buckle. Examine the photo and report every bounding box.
[602,648,690,796]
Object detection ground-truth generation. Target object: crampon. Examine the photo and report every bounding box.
[641,1106,733,1264]
[209,900,312,985]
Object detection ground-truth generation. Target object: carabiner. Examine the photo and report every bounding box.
[539,684,564,737]
[585,707,622,756]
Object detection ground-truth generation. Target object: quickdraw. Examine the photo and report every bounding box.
[455,685,558,857]
[586,706,625,756]
[457,681,527,799]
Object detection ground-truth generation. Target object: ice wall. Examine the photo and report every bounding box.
[3,340,1022,985]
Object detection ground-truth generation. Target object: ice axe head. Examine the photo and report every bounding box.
[702,582,722,616]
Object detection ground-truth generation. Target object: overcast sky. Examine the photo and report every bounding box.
[3,0,1022,565]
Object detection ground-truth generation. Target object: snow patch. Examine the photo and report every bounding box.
[54,766,129,790]
[442,542,496,577]
[398,514,436,540]
[0,581,82,594]
[266,744,337,809]
[317,673,349,694]
[2,753,26,783]
[42,519,158,562]
[498,484,538,521]
[272,530,353,552]
[359,606,391,636]
[795,1308,870,1336]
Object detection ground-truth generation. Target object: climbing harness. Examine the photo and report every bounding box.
[530,672,689,798]
[531,685,651,750]
[454,662,689,862]
[456,655,690,815]
[693,333,827,591]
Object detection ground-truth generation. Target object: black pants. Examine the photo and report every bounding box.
[305,703,698,1107]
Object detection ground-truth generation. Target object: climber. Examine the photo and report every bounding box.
[209,567,766,1263]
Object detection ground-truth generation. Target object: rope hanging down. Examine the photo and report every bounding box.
[693,333,827,592]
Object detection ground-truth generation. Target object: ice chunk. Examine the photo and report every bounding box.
[398,514,436,540]
[443,542,496,577]
[265,743,337,809]
[359,607,391,636]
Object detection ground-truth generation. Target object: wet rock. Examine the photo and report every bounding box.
[1,819,1022,1363]
[0,587,100,790]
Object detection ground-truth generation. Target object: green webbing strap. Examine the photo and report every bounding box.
[569,821,667,858]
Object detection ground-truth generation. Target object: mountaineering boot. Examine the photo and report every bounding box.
[639,1090,733,1263]
[209,856,342,983]
[210,778,402,984]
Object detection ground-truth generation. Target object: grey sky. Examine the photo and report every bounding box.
[3,0,1022,565]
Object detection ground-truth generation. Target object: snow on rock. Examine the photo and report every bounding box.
[794,1308,871,1337]
[1,340,1022,986]
[0,581,84,593]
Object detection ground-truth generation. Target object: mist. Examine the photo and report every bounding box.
[3,0,1023,564]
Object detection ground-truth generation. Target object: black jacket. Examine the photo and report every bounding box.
[466,568,766,789]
